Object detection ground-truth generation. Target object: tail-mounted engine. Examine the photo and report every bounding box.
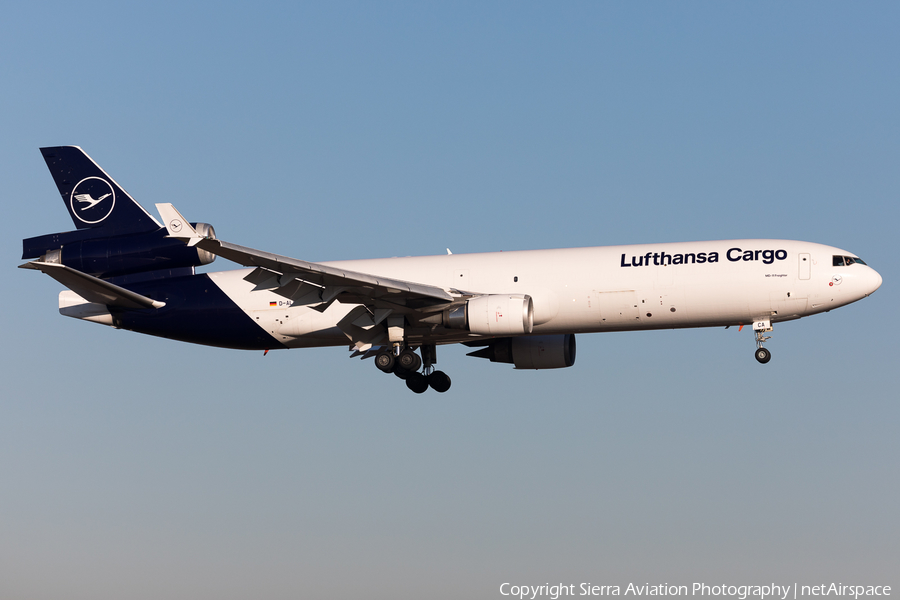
[23,224,216,279]
[467,334,576,369]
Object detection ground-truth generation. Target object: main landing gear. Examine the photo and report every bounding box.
[753,319,773,364]
[374,343,452,394]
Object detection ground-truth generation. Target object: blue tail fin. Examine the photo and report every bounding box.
[40,146,160,235]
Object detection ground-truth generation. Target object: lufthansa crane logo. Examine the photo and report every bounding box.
[70,177,116,224]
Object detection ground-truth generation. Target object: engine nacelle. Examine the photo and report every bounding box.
[444,294,534,336]
[467,334,576,370]
[37,225,216,279]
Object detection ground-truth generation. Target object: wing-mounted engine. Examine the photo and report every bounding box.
[466,334,576,369]
[22,224,217,279]
[423,294,534,335]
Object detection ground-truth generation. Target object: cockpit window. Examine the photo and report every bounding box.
[833,255,867,266]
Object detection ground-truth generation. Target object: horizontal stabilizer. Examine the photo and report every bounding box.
[19,261,166,310]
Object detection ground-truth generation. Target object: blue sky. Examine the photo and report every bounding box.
[2,2,898,598]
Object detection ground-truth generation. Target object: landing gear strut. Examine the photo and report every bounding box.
[753,319,773,364]
[373,342,452,393]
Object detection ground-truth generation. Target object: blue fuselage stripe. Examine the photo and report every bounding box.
[113,274,284,350]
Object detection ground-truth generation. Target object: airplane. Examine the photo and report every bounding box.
[21,146,883,393]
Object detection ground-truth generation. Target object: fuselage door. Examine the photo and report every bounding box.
[597,290,640,326]
[799,253,811,280]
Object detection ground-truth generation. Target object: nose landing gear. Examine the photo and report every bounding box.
[374,343,452,393]
[753,319,773,364]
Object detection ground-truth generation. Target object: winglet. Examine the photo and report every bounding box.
[156,203,204,247]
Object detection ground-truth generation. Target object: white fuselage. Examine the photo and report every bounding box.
[205,239,882,348]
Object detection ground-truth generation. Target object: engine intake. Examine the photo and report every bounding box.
[439,294,534,336]
[467,334,576,370]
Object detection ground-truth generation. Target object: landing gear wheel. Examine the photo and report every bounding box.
[397,349,421,372]
[375,351,396,373]
[755,347,771,364]
[406,372,429,394]
[428,370,451,393]
[393,367,412,380]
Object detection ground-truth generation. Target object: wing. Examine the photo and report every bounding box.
[213,238,457,308]
[156,203,468,351]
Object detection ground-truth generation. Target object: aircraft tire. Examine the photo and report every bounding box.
[375,351,396,373]
[398,349,421,372]
[428,371,451,393]
[393,367,411,380]
[755,348,771,364]
[406,373,429,394]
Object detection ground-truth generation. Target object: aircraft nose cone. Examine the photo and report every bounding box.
[865,267,882,296]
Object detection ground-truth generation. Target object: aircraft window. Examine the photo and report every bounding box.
[833,255,868,266]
